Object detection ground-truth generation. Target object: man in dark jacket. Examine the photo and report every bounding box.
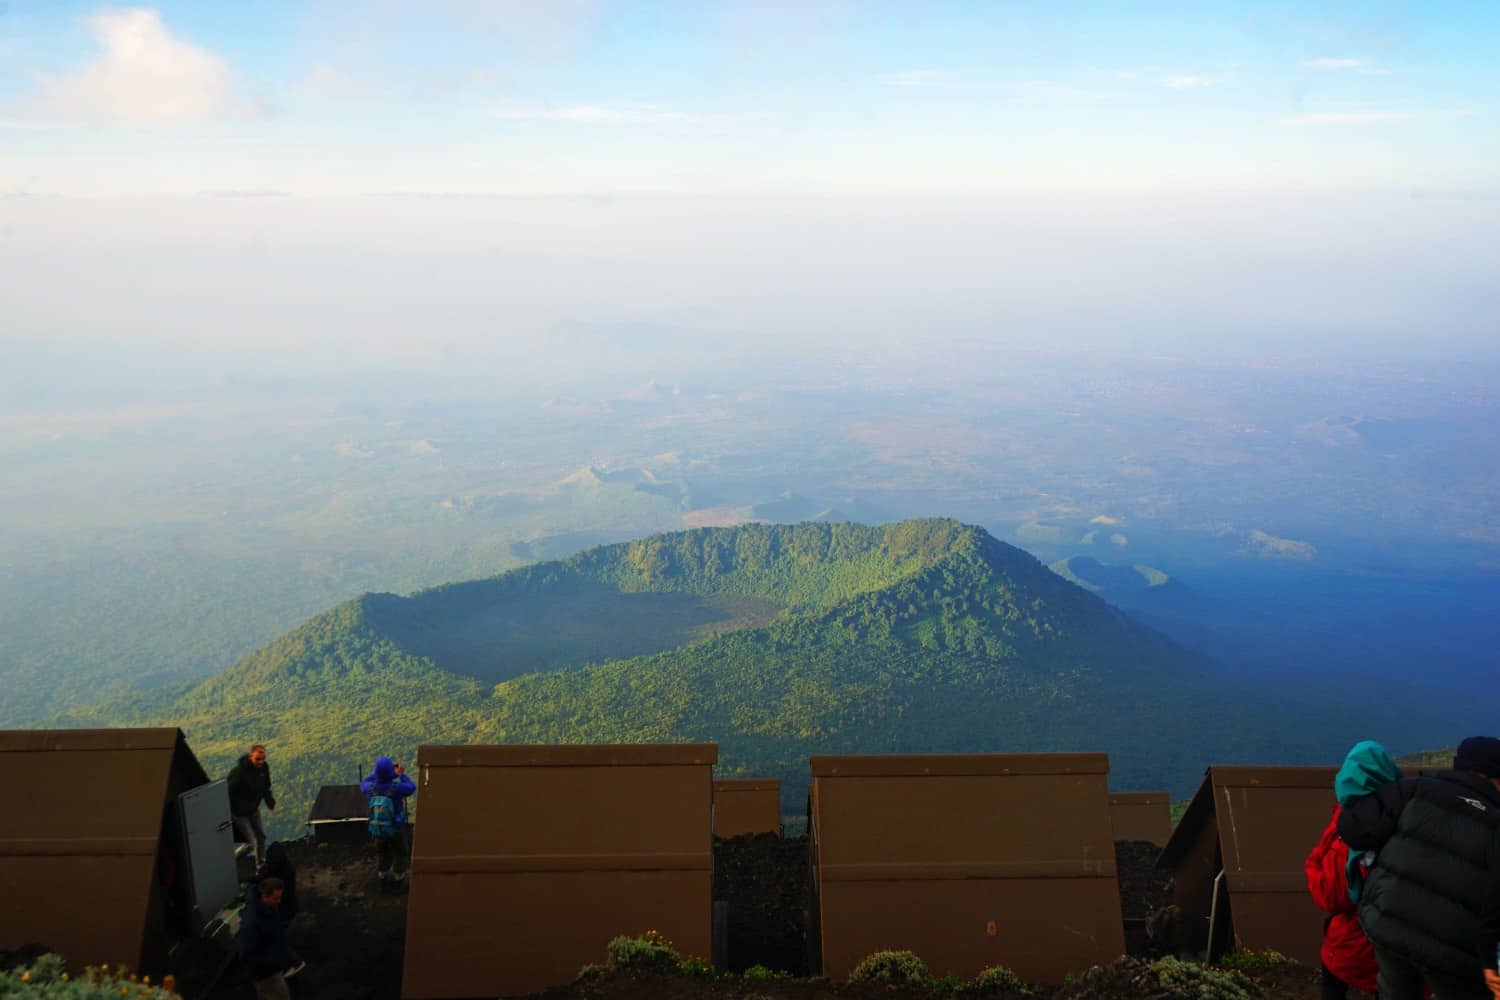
[228,744,277,870]
[360,755,416,885]
[239,877,293,1000]
[1338,736,1500,1000]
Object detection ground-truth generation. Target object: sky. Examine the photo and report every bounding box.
[1,1,1498,370]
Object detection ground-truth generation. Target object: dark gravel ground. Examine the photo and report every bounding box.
[1113,840,1173,957]
[713,833,811,974]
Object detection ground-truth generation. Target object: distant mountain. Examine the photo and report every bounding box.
[77,519,1313,836]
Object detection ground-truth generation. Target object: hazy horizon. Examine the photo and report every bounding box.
[5,1,1500,379]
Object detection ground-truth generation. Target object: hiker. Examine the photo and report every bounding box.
[1338,736,1500,1000]
[227,744,277,871]
[239,877,296,1000]
[360,756,416,885]
[1306,740,1398,999]
[256,842,299,925]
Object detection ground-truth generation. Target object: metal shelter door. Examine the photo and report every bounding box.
[178,779,239,934]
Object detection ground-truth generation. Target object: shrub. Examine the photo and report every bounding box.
[575,963,605,981]
[0,955,182,998]
[848,950,932,987]
[932,971,964,994]
[742,965,786,981]
[676,957,716,980]
[604,933,680,972]
[1152,956,1261,999]
[1217,949,1294,974]
[968,965,1034,996]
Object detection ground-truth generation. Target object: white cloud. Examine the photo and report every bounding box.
[1159,74,1216,89]
[491,104,729,125]
[1303,57,1364,70]
[1301,57,1388,75]
[881,70,962,89]
[1281,110,1453,127]
[43,8,241,123]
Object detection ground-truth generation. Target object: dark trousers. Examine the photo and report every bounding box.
[376,826,410,876]
[234,811,267,867]
[1322,962,1351,1000]
[1375,946,1489,1000]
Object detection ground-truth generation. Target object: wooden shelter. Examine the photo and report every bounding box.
[306,784,370,845]
[713,778,782,838]
[1156,765,1337,965]
[401,743,717,999]
[0,728,235,976]
[808,753,1124,984]
[1108,791,1172,847]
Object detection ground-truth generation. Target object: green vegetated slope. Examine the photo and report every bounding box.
[1398,747,1457,770]
[87,519,1265,837]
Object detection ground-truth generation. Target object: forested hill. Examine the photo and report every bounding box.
[76,519,1304,836]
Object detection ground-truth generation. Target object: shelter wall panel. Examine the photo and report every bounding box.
[1108,793,1171,847]
[8,750,167,840]
[713,780,781,839]
[815,773,1115,867]
[1228,892,1325,967]
[1167,806,1222,957]
[1214,782,1332,876]
[818,877,1124,984]
[416,764,709,859]
[401,869,711,999]
[0,855,155,969]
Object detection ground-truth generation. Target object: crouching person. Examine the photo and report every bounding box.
[361,756,416,887]
[240,877,293,1000]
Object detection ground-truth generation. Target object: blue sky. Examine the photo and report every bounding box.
[2,1,1496,196]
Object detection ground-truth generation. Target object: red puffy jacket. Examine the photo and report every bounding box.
[1305,805,1378,994]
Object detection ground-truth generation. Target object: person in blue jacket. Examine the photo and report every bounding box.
[360,756,416,885]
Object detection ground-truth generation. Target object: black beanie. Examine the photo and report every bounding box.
[1453,736,1500,778]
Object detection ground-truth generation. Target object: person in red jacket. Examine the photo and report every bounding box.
[1307,803,1379,999]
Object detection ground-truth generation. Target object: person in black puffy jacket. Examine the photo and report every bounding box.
[1338,736,1500,1000]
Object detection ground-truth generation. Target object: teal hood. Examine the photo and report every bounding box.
[1336,740,1402,806]
[1337,740,1402,904]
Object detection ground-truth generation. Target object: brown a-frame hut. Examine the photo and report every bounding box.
[1156,765,1337,965]
[0,728,224,975]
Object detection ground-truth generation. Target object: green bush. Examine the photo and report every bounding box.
[1216,950,1294,974]
[848,950,932,987]
[742,965,786,981]
[1152,956,1261,999]
[968,965,1034,996]
[676,957,717,980]
[604,933,680,972]
[932,971,964,994]
[574,963,605,981]
[0,955,182,998]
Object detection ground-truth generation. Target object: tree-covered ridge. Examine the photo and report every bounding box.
[401,518,974,611]
[84,518,1255,837]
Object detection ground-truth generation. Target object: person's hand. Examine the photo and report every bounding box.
[1482,967,1500,1000]
[394,764,405,776]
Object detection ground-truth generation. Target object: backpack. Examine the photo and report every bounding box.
[368,788,398,839]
